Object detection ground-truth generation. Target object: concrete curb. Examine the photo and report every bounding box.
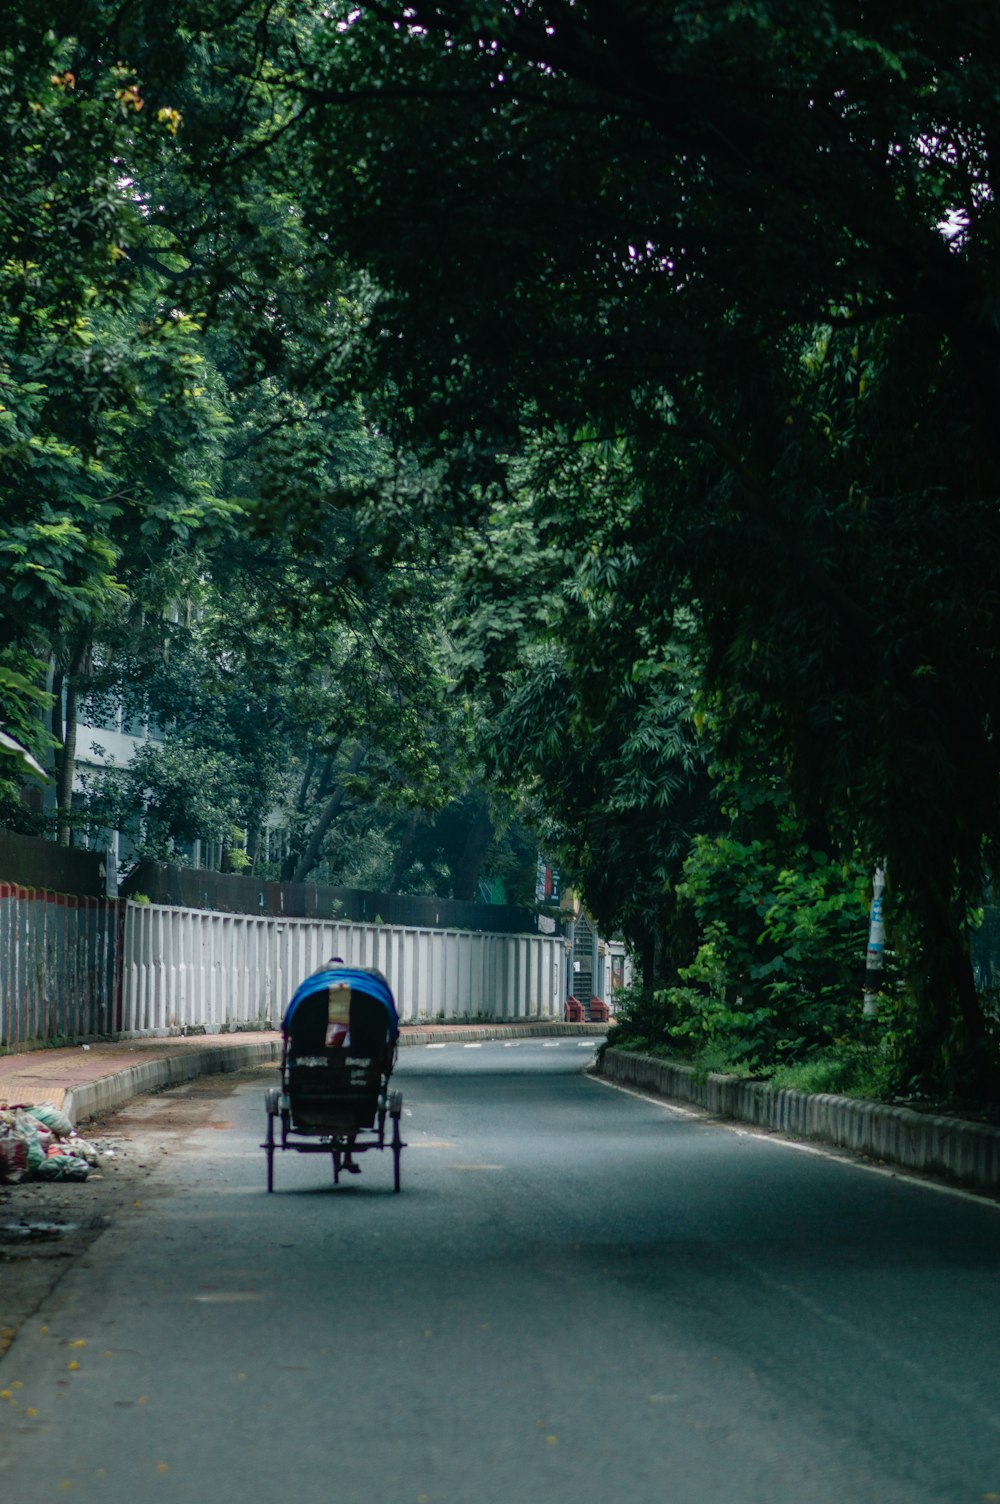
[599,1048,1000,1194]
[64,1040,283,1125]
[58,1024,604,1125]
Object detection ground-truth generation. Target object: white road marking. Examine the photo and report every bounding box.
[589,1075,697,1117]
[194,1292,262,1303]
[426,1043,446,1050]
[463,1043,483,1049]
[542,1042,560,1048]
[589,1072,1000,1210]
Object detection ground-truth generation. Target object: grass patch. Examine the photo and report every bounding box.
[605,1006,900,1101]
[765,1046,898,1100]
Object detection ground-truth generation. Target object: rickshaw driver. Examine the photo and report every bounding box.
[324,957,362,1172]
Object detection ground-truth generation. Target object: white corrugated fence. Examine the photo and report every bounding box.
[121,902,565,1034]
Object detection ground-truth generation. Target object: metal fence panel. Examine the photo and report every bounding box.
[0,883,119,1049]
[120,903,566,1034]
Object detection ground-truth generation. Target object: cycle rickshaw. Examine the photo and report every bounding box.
[263,963,404,1192]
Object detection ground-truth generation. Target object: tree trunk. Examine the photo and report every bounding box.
[388,810,422,891]
[284,744,365,883]
[637,930,655,990]
[54,640,91,846]
[50,664,64,773]
[451,793,493,901]
[56,634,94,848]
[896,881,996,1097]
[294,749,319,813]
[55,671,77,845]
[295,745,342,815]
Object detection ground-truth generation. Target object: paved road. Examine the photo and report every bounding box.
[1,1040,999,1503]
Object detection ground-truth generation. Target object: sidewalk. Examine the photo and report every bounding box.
[0,1022,607,1127]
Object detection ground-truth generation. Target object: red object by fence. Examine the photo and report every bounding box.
[589,996,609,1022]
[564,995,585,1022]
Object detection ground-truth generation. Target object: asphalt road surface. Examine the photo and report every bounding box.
[1,1040,999,1504]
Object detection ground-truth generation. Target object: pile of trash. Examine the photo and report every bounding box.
[0,1103,99,1183]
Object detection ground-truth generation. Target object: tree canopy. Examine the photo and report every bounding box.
[285,2,1000,1089]
[3,2,1000,1090]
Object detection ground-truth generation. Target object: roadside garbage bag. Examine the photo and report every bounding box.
[2,1108,50,1170]
[34,1152,91,1181]
[0,1125,28,1183]
[0,1106,94,1181]
[22,1102,74,1139]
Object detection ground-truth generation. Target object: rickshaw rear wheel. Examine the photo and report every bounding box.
[264,1106,276,1193]
[389,1092,403,1192]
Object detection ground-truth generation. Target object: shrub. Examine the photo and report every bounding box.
[673,832,871,1061]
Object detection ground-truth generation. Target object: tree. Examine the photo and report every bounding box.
[285,3,1000,1091]
[7,3,1000,1088]
[81,482,471,881]
[0,1,388,847]
[449,451,715,976]
[0,13,136,770]
[0,5,242,828]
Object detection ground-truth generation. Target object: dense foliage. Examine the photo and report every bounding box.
[288,2,1000,1092]
[3,2,1000,1090]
